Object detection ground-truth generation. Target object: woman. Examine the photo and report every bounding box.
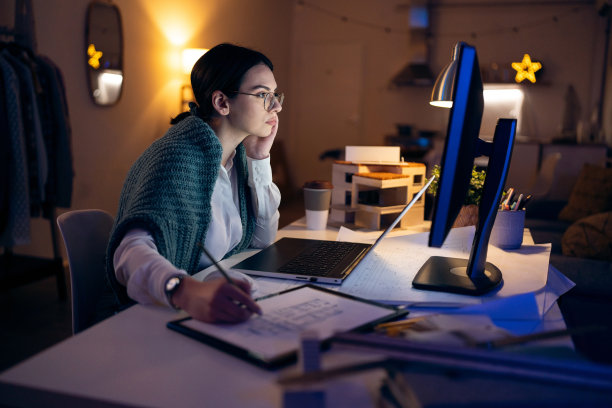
[105,43,282,323]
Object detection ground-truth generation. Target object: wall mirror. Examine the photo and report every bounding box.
[85,1,123,106]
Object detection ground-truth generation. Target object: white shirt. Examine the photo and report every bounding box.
[113,154,280,307]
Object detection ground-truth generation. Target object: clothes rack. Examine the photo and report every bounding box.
[0,2,69,300]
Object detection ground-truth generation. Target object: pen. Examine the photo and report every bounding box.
[513,194,523,211]
[520,194,532,210]
[197,242,262,315]
[503,187,514,208]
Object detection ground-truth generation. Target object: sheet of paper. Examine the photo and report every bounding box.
[419,265,575,335]
[337,227,477,305]
[396,314,512,347]
[535,264,576,315]
[335,226,553,314]
[180,286,396,361]
[196,226,560,323]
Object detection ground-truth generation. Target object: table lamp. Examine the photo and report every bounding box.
[180,48,208,111]
[430,43,459,108]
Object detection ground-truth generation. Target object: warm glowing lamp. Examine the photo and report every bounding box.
[181,48,208,74]
[430,43,459,108]
[180,48,208,111]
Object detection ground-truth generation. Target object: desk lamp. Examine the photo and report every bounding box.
[430,43,459,108]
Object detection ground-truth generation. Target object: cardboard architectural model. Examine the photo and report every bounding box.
[330,147,427,230]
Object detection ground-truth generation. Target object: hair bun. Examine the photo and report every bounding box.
[188,102,201,117]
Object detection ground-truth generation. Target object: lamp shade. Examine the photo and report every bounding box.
[181,48,208,74]
[430,43,461,108]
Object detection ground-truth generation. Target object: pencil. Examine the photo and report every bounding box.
[197,242,236,285]
[197,242,262,315]
[502,187,514,209]
[374,316,429,336]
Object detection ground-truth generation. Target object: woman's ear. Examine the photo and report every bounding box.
[211,90,230,116]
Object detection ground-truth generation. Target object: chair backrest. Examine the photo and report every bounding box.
[57,209,114,334]
[528,152,562,199]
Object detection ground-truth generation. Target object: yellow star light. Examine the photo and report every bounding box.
[87,43,103,70]
[511,54,542,83]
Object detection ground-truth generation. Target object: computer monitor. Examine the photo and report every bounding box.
[412,42,517,295]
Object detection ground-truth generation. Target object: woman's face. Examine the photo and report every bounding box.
[227,63,281,138]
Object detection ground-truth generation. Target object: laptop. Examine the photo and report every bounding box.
[232,176,435,284]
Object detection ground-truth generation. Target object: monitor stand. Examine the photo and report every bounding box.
[413,118,517,296]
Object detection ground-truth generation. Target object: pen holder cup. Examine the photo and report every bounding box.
[490,210,525,250]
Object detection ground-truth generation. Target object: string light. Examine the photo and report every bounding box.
[296,0,400,34]
[296,0,588,39]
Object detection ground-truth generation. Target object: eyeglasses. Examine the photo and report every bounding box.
[233,91,284,111]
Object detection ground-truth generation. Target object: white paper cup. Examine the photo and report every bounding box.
[490,210,525,249]
[303,182,333,230]
[305,209,329,230]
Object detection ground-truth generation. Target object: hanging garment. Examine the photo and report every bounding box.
[35,55,73,215]
[0,54,30,246]
[0,70,10,233]
[3,49,47,217]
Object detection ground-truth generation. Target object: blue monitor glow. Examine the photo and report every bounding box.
[412,42,517,295]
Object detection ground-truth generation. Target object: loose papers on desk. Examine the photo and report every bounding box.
[336,226,575,317]
[336,226,551,304]
[239,226,574,324]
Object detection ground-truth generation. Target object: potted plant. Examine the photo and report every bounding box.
[428,164,487,226]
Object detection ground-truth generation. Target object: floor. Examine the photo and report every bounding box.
[0,270,72,372]
[0,195,306,373]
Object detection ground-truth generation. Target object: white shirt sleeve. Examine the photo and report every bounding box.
[247,156,281,248]
[113,155,280,307]
[113,228,186,307]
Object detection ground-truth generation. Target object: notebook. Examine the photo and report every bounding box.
[167,284,408,369]
[232,176,435,284]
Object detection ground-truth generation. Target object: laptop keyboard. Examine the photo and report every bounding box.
[278,241,365,277]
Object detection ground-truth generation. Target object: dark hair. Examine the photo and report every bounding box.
[171,43,273,124]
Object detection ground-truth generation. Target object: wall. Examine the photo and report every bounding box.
[2,0,608,258]
[0,0,293,258]
[287,0,608,187]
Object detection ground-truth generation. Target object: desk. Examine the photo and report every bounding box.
[1,221,610,407]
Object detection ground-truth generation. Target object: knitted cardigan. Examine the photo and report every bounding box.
[105,115,255,306]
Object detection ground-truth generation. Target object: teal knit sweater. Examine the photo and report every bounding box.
[106,115,255,305]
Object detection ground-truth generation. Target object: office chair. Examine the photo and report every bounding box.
[57,209,114,334]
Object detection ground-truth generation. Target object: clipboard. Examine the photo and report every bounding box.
[167,284,408,369]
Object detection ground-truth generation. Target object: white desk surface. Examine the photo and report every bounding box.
[0,220,584,407]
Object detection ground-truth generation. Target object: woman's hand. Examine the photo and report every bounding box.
[243,120,278,160]
[171,277,261,323]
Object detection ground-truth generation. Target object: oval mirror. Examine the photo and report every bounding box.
[85,1,123,106]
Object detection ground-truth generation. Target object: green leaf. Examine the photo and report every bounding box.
[429,164,486,205]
